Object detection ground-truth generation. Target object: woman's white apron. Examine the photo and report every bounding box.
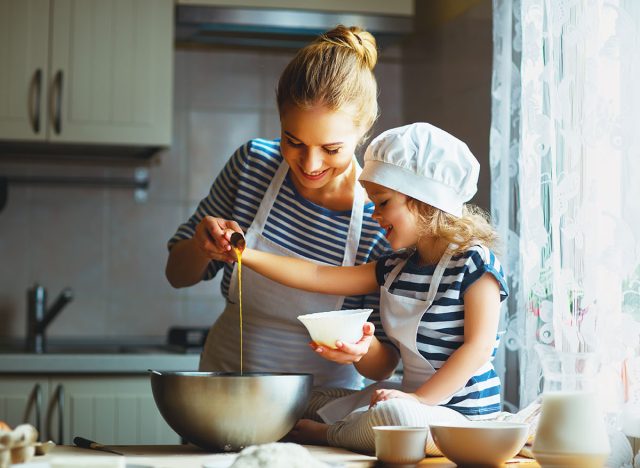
[318,248,454,423]
[200,159,366,389]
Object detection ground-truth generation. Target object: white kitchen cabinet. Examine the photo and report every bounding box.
[0,0,173,146]
[0,375,180,445]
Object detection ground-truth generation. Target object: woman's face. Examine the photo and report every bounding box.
[280,103,363,191]
[363,181,419,250]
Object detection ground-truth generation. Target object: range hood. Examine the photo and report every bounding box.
[175,4,413,49]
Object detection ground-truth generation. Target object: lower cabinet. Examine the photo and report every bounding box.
[0,375,179,445]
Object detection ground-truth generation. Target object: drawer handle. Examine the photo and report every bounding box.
[23,383,43,435]
[46,384,64,444]
[28,69,42,134]
[51,70,63,135]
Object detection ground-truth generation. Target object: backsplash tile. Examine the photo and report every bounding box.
[0,185,31,336]
[187,109,261,202]
[186,48,266,111]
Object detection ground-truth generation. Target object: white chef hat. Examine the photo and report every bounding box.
[359,123,479,217]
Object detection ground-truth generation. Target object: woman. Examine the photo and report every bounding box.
[165,26,391,396]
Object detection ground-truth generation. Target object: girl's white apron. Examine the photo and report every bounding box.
[318,249,454,423]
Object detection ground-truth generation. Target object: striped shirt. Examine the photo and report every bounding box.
[375,245,509,418]
[169,138,391,341]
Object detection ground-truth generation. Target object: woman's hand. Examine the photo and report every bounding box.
[310,322,375,364]
[369,389,420,408]
[193,216,243,263]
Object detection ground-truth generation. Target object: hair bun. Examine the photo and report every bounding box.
[321,25,378,71]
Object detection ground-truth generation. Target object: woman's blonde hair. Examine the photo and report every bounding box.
[407,199,500,256]
[276,25,379,134]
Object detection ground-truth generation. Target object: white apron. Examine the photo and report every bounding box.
[199,159,366,389]
[318,248,454,423]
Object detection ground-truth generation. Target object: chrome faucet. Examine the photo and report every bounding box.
[26,284,73,353]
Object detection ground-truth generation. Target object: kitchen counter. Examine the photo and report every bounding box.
[0,338,201,374]
[0,353,200,374]
[30,444,540,467]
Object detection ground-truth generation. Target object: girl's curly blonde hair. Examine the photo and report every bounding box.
[407,199,500,256]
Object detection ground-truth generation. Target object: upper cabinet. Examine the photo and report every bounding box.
[0,0,173,148]
[175,0,414,16]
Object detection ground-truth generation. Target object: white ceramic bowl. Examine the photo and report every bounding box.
[430,421,529,466]
[373,426,428,465]
[297,309,373,349]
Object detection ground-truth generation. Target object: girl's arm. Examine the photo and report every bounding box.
[241,248,379,296]
[353,335,400,381]
[411,273,502,405]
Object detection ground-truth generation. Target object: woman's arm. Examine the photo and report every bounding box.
[411,273,502,404]
[166,143,249,288]
[241,248,379,296]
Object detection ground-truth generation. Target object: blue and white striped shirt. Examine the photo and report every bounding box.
[169,138,391,340]
[375,245,509,418]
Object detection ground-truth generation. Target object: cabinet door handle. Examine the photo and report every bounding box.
[28,69,42,134]
[23,383,43,436]
[46,384,64,444]
[51,70,63,135]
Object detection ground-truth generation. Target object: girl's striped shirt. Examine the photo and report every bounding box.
[375,245,509,419]
[168,138,391,342]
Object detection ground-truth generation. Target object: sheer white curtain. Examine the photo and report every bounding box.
[491,0,640,411]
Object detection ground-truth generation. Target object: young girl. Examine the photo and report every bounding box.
[237,122,508,454]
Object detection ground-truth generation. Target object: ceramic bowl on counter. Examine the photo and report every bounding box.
[297,309,372,349]
[429,421,529,466]
[373,426,428,465]
[150,371,312,451]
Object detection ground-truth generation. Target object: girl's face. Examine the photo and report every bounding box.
[362,181,419,250]
[280,103,363,192]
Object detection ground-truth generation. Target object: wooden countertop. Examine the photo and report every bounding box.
[33,444,540,467]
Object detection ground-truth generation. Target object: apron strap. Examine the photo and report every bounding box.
[342,160,364,267]
[384,257,409,289]
[382,244,456,300]
[251,160,289,234]
[426,245,455,304]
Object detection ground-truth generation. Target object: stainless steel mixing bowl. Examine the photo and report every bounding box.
[150,371,313,451]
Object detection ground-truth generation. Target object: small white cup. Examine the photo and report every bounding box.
[373,426,428,465]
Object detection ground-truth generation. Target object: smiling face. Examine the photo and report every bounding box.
[362,181,420,250]
[279,103,363,194]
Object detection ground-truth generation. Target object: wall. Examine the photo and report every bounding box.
[0,44,404,340]
[403,0,493,211]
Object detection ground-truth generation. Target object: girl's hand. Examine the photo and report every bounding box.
[310,322,375,364]
[369,389,420,408]
[193,216,243,263]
